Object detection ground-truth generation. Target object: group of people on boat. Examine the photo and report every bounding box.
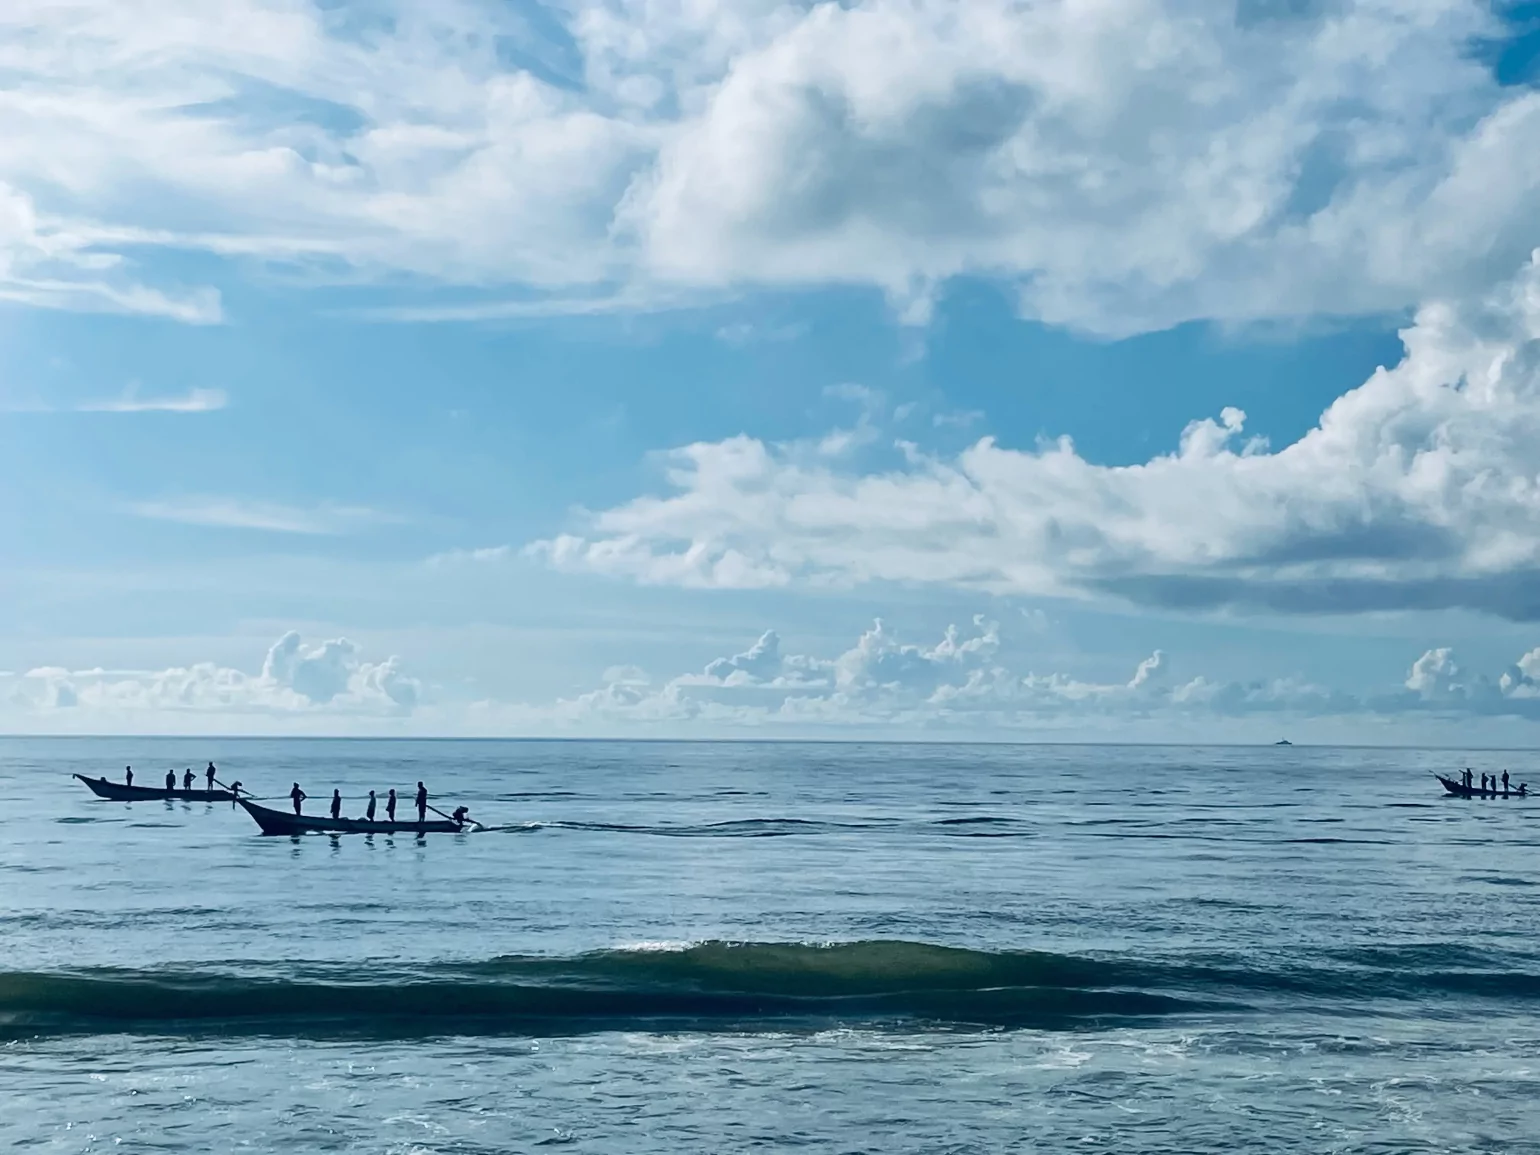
[1458,768,1527,797]
[288,780,470,827]
[124,763,242,795]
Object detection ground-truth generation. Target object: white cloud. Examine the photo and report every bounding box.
[425,545,514,566]
[1391,643,1540,718]
[451,617,1540,736]
[620,0,1540,332]
[0,1,1537,330]
[10,619,1540,736]
[533,255,1540,620]
[7,631,420,724]
[478,621,1540,733]
[486,615,1356,732]
[129,498,394,535]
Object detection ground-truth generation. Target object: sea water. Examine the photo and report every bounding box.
[3,738,1539,1152]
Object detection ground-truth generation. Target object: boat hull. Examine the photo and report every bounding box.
[1437,774,1526,799]
[74,774,235,802]
[237,797,463,836]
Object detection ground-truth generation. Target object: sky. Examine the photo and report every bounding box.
[5,0,1540,741]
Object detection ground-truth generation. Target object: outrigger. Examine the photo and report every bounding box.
[236,796,477,836]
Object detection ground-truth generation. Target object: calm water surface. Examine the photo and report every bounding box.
[4,738,1540,1152]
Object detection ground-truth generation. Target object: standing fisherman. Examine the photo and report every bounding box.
[205,762,217,792]
[330,789,342,820]
[125,766,133,787]
[1503,770,1511,797]
[290,782,307,815]
[366,790,378,821]
[183,768,195,791]
[415,781,429,823]
[386,789,397,822]
[165,769,176,791]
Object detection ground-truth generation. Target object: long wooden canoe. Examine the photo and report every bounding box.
[1437,774,1528,799]
[237,797,465,836]
[74,773,236,802]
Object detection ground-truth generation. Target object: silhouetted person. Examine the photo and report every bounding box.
[230,781,243,797]
[1521,783,1530,797]
[1503,770,1511,796]
[366,790,377,821]
[182,768,195,791]
[205,762,217,792]
[165,769,176,791]
[415,781,428,823]
[1464,768,1473,790]
[125,766,133,787]
[330,789,342,820]
[290,783,307,815]
[1481,773,1489,794]
[452,805,469,827]
[386,789,397,821]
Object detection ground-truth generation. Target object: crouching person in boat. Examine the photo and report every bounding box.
[452,805,470,828]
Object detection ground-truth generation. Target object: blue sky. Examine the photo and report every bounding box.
[4,0,1540,740]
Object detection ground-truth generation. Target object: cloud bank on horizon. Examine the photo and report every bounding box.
[9,621,1540,737]
[1,0,1538,332]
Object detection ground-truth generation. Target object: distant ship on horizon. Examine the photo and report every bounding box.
[1274,739,1293,746]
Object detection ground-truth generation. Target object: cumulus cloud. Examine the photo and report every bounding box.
[1,1,1539,330]
[533,255,1540,619]
[10,620,1540,735]
[454,620,1540,734]
[491,616,1358,732]
[7,631,420,721]
[1388,643,1540,719]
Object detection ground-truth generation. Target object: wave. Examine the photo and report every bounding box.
[4,938,1537,1040]
[533,818,887,838]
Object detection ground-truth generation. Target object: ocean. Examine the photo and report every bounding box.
[4,737,1539,1152]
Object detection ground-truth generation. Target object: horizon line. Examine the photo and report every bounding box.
[3,734,1536,752]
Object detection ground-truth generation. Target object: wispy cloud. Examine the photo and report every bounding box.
[3,387,229,414]
[76,387,228,414]
[933,409,984,429]
[426,545,514,567]
[351,288,710,324]
[129,498,395,536]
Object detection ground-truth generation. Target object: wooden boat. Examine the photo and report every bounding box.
[1437,774,1528,799]
[73,773,236,803]
[237,797,466,836]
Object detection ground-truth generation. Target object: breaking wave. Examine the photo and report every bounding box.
[3,938,1535,1039]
